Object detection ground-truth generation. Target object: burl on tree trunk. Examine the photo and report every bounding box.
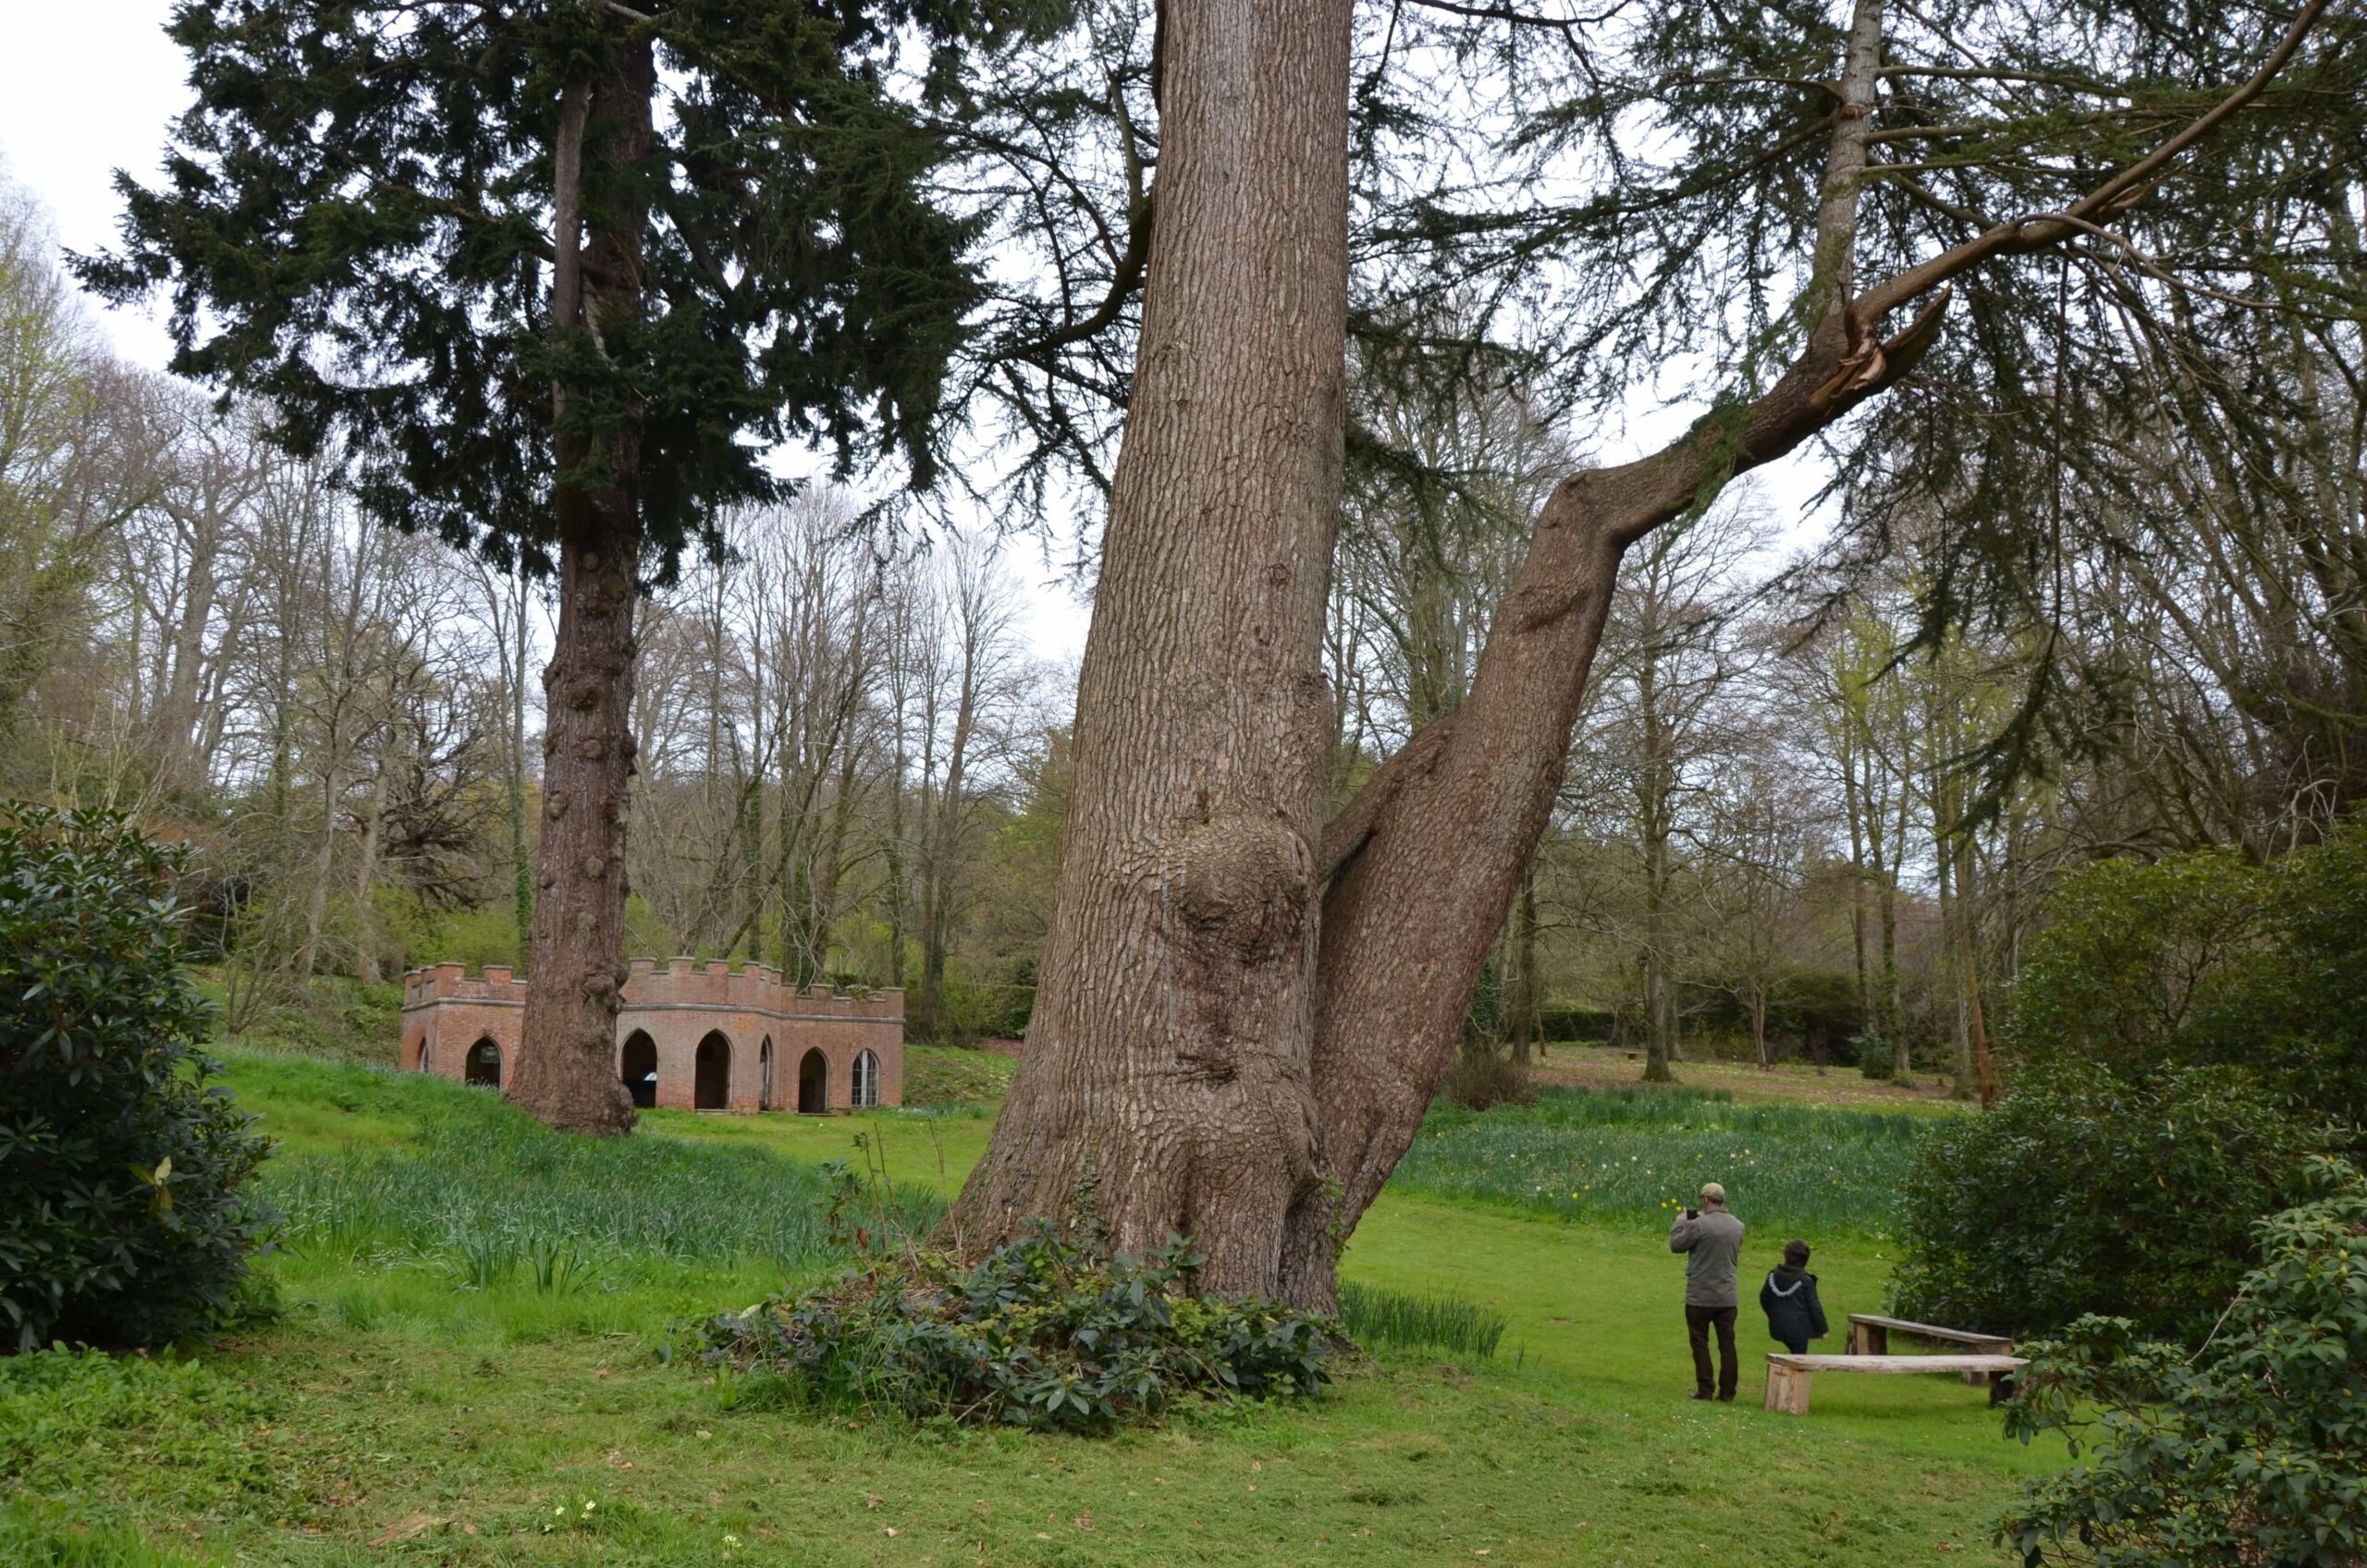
[508,39,653,1138]
[943,0,1355,1293]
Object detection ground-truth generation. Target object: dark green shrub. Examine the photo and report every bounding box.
[0,807,274,1352]
[2006,850,2277,1083]
[1855,1037,1893,1080]
[695,1219,1331,1433]
[1888,1063,2339,1340]
[1337,1282,1507,1359]
[2008,834,2367,1129]
[1537,1005,1616,1043]
[1996,1158,2367,1567]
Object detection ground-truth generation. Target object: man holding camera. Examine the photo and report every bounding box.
[1669,1181,1746,1401]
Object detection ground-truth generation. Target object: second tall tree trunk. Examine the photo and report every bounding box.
[946,0,1355,1295]
[509,41,653,1137]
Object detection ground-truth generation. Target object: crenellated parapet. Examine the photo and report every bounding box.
[399,959,904,1112]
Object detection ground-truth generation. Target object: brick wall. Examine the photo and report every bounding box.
[399,958,904,1111]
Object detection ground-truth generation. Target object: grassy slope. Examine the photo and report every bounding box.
[0,1048,2056,1567]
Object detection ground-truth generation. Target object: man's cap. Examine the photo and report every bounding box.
[1700,1182,1726,1203]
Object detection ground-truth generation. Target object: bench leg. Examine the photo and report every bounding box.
[1846,1322,1884,1356]
[1764,1363,1811,1415]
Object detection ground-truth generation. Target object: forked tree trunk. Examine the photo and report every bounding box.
[509,41,652,1137]
[945,0,1354,1294]
[948,0,2321,1308]
[1277,0,1905,1306]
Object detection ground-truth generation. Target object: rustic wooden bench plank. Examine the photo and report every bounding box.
[1845,1313,2013,1354]
[1762,1353,2027,1416]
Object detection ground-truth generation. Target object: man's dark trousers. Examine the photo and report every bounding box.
[1686,1305,1739,1399]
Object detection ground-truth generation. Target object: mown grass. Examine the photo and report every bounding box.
[0,1499,208,1568]
[0,1047,2063,1565]
[1392,1085,1928,1238]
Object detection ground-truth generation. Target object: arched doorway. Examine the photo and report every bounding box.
[758,1037,774,1111]
[693,1032,731,1110]
[621,1030,658,1109]
[415,1036,431,1074]
[465,1037,502,1087]
[852,1048,881,1109]
[797,1047,828,1115]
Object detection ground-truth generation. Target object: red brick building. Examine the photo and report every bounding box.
[399,959,904,1112]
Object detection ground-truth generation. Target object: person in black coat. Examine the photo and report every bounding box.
[1759,1238,1829,1354]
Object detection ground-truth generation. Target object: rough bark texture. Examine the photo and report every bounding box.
[945,0,1353,1294]
[509,41,652,1137]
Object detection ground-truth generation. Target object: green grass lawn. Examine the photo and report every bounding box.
[0,1049,2062,1567]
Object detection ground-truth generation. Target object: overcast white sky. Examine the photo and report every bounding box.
[0,3,1832,670]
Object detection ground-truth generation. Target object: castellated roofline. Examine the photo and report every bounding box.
[401,958,906,1019]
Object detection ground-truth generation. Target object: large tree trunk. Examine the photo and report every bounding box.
[509,41,652,1137]
[946,0,1355,1295]
[946,0,2315,1308]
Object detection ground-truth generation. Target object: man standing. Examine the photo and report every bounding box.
[1669,1181,1746,1401]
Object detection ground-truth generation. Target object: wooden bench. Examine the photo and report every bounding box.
[1846,1313,2013,1384]
[1846,1312,2012,1355]
[1762,1353,2027,1415]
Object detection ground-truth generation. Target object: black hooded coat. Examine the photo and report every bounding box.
[1759,1265,1829,1346]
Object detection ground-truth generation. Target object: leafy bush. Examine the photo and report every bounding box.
[2009,834,2367,1129]
[695,1218,1332,1433]
[1392,1085,1927,1235]
[2007,850,2276,1082]
[0,807,274,1352]
[1338,1282,1507,1359]
[1889,1063,2339,1340]
[1996,1158,2367,1567]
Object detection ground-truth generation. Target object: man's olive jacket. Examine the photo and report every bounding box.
[1669,1207,1747,1308]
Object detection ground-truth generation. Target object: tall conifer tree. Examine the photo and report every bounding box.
[81,0,1042,1132]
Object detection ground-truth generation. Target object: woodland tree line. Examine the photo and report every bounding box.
[11,155,2364,1097]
